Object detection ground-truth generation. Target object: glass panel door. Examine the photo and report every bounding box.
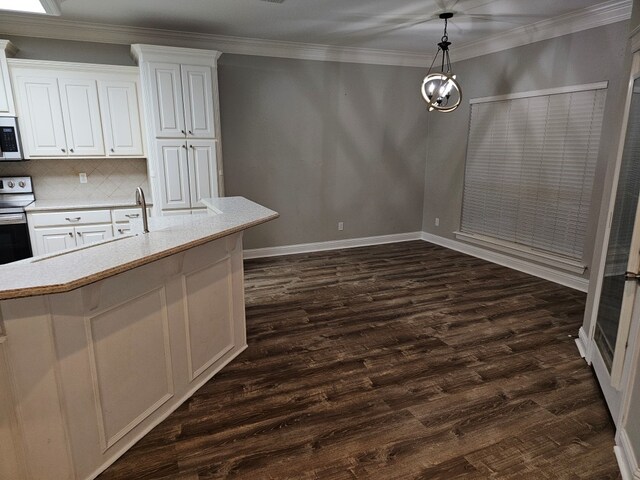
[594,76,640,388]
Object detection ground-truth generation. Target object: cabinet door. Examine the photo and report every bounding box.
[148,62,185,138]
[58,78,105,156]
[0,52,15,115]
[181,65,215,139]
[187,140,219,208]
[99,80,144,156]
[75,224,113,246]
[156,140,191,210]
[13,75,67,157]
[35,227,76,255]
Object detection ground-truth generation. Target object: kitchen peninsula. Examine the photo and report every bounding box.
[0,197,278,480]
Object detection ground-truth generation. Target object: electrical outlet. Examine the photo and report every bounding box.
[435,217,440,227]
[79,173,88,184]
[338,222,344,231]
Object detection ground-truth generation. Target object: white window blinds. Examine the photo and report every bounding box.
[460,87,606,260]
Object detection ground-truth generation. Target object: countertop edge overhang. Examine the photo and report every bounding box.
[0,197,278,301]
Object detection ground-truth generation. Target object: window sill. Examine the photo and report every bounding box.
[454,231,587,275]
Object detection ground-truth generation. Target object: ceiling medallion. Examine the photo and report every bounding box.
[421,12,462,113]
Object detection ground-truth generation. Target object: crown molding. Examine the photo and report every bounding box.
[453,0,631,62]
[0,0,631,68]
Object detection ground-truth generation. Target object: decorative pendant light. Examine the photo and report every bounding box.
[421,12,462,113]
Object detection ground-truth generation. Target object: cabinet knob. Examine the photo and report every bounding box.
[68,232,73,237]
[70,148,74,153]
[181,130,186,135]
[77,232,82,236]
[61,148,66,153]
[188,130,193,135]
[182,144,187,149]
[110,148,115,153]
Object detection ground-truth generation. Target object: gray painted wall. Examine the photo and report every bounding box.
[421,22,631,280]
[218,55,428,248]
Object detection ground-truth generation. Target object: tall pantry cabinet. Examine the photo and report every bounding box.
[131,45,223,215]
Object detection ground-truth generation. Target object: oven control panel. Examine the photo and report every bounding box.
[0,177,33,194]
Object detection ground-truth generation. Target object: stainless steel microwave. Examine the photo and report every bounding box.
[0,118,25,161]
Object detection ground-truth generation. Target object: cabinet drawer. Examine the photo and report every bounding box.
[112,208,150,223]
[30,209,112,227]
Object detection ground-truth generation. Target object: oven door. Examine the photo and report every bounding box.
[0,212,32,264]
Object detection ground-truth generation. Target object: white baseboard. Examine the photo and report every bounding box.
[615,428,639,480]
[578,326,592,364]
[421,232,589,292]
[243,232,423,259]
[243,231,588,292]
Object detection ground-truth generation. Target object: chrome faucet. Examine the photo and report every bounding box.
[135,187,149,234]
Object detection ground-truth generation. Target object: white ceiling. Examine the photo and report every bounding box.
[46,0,624,54]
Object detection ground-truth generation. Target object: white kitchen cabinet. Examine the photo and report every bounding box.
[0,40,16,116]
[181,65,216,139]
[13,74,68,157]
[58,78,105,156]
[157,140,191,210]
[28,207,144,256]
[147,62,216,140]
[148,62,185,138]
[188,140,219,207]
[132,44,223,214]
[156,139,218,211]
[34,226,76,254]
[9,60,145,159]
[33,224,113,254]
[74,224,113,245]
[99,80,144,156]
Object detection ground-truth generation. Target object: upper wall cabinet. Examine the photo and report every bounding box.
[0,40,16,116]
[13,75,67,156]
[147,62,216,139]
[8,60,145,158]
[99,80,144,156]
[58,78,105,156]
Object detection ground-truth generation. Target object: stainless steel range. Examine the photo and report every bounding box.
[0,176,34,264]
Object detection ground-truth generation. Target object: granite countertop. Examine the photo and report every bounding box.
[0,197,278,301]
[25,197,153,211]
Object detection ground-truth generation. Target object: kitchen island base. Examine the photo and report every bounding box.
[0,232,247,480]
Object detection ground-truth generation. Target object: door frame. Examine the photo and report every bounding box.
[584,52,640,422]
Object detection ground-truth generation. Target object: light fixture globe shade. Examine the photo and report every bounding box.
[421,72,462,113]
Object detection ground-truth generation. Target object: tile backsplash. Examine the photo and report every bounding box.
[0,158,149,201]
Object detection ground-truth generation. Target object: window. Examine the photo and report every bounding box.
[459,84,607,264]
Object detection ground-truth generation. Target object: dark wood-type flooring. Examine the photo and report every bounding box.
[99,241,619,479]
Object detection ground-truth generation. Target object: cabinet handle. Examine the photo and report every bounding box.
[118,228,126,234]
[125,213,140,218]
[65,217,81,222]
